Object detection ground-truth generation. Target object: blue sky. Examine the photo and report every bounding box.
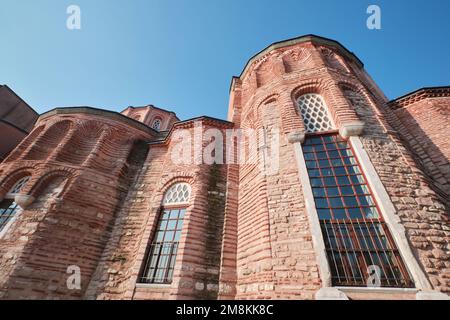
[1,0,449,120]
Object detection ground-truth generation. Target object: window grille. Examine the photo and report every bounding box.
[152,119,162,131]
[140,208,186,284]
[140,183,191,284]
[9,176,31,195]
[297,94,334,133]
[162,183,190,205]
[302,134,414,288]
[0,200,20,232]
[0,176,31,233]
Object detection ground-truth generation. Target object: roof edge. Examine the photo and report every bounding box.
[38,106,159,134]
[1,84,39,116]
[148,116,234,145]
[388,86,450,109]
[229,34,364,92]
[121,104,180,121]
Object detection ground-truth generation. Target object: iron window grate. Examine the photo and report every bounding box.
[303,134,414,288]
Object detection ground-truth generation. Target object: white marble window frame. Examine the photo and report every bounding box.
[291,134,433,298]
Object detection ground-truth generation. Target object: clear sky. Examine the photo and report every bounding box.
[1,0,449,120]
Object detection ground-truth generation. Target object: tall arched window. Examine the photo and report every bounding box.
[140,183,191,284]
[0,176,31,233]
[296,93,414,288]
[297,93,335,133]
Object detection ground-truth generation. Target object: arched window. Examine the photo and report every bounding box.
[151,118,162,131]
[0,175,31,233]
[140,183,191,284]
[297,93,334,133]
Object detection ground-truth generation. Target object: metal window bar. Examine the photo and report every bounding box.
[0,200,19,232]
[140,208,185,284]
[303,133,414,288]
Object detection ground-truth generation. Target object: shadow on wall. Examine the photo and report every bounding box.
[393,101,450,211]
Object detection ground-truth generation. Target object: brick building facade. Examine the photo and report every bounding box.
[0,35,449,300]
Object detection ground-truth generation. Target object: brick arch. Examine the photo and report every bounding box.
[255,93,280,109]
[0,167,34,198]
[28,169,75,199]
[55,120,106,165]
[320,46,350,73]
[255,93,280,124]
[5,125,46,162]
[281,47,312,73]
[291,79,362,129]
[290,79,331,103]
[159,173,195,193]
[338,81,378,109]
[254,56,273,88]
[24,120,72,161]
[89,131,135,174]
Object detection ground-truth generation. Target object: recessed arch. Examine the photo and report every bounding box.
[29,169,73,199]
[0,168,34,197]
[24,120,72,161]
[5,125,45,162]
[55,120,105,165]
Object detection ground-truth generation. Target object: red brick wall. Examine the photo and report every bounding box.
[393,97,450,203]
[0,110,154,299]
[229,39,450,299]
[84,119,234,300]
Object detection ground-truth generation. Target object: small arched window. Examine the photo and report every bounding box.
[151,118,162,131]
[0,175,31,233]
[140,183,191,284]
[8,176,31,195]
[297,93,334,133]
[162,183,191,205]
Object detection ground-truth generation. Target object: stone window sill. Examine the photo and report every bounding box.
[335,286,419,294]
[135,283,172,289]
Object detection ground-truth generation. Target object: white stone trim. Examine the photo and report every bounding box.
[287,131,305,144]
[315,287,348,300]
[134,283,172,289]
[292,141,332,287]
[416,291,450,300]
[14,195,35,208]
[339,121,365,138]
[349,136,432,291]
[336,286,419,294]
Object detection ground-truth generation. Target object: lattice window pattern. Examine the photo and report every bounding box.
[0,199,20,232]
[152,119,162,131]
[162,183,191,205]
[9,176,31,195]
[297,94,334,133]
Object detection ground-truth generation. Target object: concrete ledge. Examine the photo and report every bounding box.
[416,290,450,300]
[287,131,306,144]
[14,194,35,208]
[339,121,365,138]
[336,286,419,294]
[135,283,171,289]
[315,287,349,300]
